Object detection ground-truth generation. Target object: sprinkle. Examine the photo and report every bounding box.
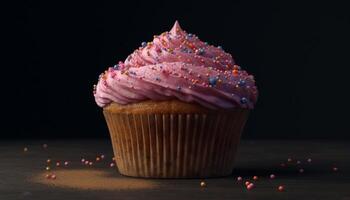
[237,176,242,181]
[299,168,304,173]
[233,65,240,70]
[96,157,101,161]
[333,167,338,172]
[45,166,50,171]
[141,42,147,47]
[110,163,115,167]
[238,80,246,87]
[100,155,105,159]
[245,181,250,186]
[200,181,207,187]
[56,162,60,167]
[177,86,181,91]
[307,158,312,163]
[47,159,51,163]
[196,48,205,55]
[278,185,284,192]
[186,33,193,40]
[64,161,69,166]
[51,174,57,180]
[45,174,51,179]
[81,158,85,163]
[113,64,119,70]
[209,76,218,86]
[240,97,248,104]
[247,183,254,190]
[287,158,293,162]
[232,69,239,76]
[84,161,89,165]
[204,42,208,45]
[89,162,93,166]
[297,160,301,164]
[270,174,276,179]
[218,46,223,50]
[253,176,258,180]
[24,147,28,152]
[42,144,48,148]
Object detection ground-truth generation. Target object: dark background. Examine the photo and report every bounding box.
[3,1,350,139]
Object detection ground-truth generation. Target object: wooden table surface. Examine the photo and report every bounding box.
[1,140,349,200]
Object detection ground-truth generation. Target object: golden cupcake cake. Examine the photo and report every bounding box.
[94,21,258,178]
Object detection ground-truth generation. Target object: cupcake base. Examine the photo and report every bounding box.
[103,100,249,178]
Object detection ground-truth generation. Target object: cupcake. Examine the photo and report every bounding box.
[94,21,258,178]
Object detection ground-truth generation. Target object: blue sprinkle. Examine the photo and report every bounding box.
[238,80,246,87]
[177,86,181,90]
[204,42,209,45]
[155,77,161,81]
[218,46,223,50]
[113,64,119,70]
[209,77,218,86]
[129,71,136,75]
[141,42,147,47]
[181,48,192,53]
[185,33,193,40]
[197,48,205,55]
[240,97,248,104]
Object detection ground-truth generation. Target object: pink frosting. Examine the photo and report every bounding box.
[94,21,258,109]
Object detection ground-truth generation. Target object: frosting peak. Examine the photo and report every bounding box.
[170,20,183,35]
[94,21,258,109]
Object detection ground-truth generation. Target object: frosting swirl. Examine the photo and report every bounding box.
[94,21,258,109]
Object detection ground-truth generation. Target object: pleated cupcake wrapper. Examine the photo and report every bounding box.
[103,111,249,178]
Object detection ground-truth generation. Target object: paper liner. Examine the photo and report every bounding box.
[103,110,249,178]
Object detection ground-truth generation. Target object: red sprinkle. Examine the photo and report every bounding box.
[237,176,242,181]
[247,183,254,190]
[253,176,258,180]
[270,174,276,179]
[278,185,284,191]
[245,181,250,186]
[333,167,338,172]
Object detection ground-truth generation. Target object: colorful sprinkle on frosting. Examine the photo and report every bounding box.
[94,21,258,109]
